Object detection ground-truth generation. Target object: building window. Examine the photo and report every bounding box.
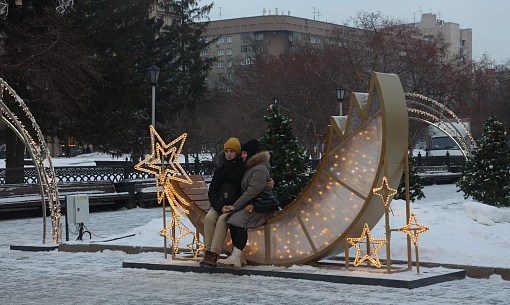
[311,36,316,44]
[241,45,252,53]
[256,46,264,53]
[218,61,225,68]
[227,60,233,67]
[241,32,253,40]
[423,35,434,41]
[240,58,249,65]
[256,33,264,40]
[227,48,232,55]
[218,49,225,56]
[200,49,208,56]
[227,36,232,43]
[218,73,226,79]
[227,73,233,79]
[304,35,308,43]
[218,37,225,44]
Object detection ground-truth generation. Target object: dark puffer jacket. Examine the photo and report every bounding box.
[226,151,273,229]
[208,151,244,213]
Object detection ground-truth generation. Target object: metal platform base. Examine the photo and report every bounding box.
[122,260,465,289]
[10,244,59,252]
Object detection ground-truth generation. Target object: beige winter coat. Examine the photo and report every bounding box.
[226,151,273,229]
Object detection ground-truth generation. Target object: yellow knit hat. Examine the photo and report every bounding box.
[224,137,241,155]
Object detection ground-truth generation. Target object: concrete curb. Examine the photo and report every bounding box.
[58,243,510,281]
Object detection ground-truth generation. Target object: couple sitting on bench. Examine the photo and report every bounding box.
[200,137,274,269]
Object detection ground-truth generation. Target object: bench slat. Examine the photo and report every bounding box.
[188,194,209,201]
[178,181,208,189]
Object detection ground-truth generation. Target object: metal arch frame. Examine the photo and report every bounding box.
[0,78,62,244]
[406,93,476,157]
[406,100,473,155]
[408,116,470,160]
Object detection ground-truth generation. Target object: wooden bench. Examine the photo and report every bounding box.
[0,181,132,211]
[170,175,210,237]
[416,165,463,185]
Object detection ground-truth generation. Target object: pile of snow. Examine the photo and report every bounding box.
[462,201,510,225]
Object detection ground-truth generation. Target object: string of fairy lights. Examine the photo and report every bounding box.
[406,92,476,157]
[0,78,62,243]
[135,126,204,258]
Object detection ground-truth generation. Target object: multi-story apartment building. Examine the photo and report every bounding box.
[414,13,472,62]
[202,15,353,90]
[200,13,472,90]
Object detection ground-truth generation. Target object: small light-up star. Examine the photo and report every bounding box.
[398,213,430,247]
[347,223,387,268]
[373,176,397,207]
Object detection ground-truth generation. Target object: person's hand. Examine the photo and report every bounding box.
[245,204,254,213]
[266,178,275,189]
[222,205,235,213]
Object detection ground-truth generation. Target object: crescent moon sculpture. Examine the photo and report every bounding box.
[181,72,408,266]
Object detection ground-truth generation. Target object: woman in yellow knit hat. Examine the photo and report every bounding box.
[200,138,244,267]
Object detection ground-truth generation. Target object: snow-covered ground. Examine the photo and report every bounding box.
[2,154,510,304]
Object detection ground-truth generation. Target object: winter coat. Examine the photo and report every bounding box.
[208,151,244,213]
[227,151,273,229]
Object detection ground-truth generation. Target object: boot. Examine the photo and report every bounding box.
[199,250,218,267]
[241,252,247,266]
[217,247,243,270]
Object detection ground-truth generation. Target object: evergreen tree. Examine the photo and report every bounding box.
[395,150,425,202]
[457,117,510,206]
[260,101,310,208]
[70,0,214,161]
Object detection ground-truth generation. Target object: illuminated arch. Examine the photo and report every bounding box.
[0,78,62,243]
[406,93,476,160]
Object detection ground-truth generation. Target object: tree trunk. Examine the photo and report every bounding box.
[5,129,25,184]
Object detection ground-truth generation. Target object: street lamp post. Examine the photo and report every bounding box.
[147,65,161,128]
[336,85,346,116]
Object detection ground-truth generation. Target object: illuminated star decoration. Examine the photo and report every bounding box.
[135,125,204,257]
[372,176,397,207]
[347,223,387,268]
[398,213,430,247]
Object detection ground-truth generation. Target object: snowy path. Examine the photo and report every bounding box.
[2,184,510,304]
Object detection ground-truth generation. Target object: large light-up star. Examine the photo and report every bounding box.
[372,176,397,207]
[347,223,387,268]
[135,125,192,187]
[135,126,203,258]
[398,213,430,247]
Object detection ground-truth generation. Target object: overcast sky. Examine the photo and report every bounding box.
[199,0,509,64]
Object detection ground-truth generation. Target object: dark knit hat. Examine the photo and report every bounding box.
[224,137,241,155]
[241,139,260,158]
